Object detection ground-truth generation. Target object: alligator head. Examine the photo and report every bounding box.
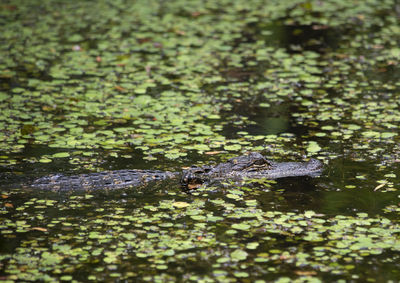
[181,152,323,189]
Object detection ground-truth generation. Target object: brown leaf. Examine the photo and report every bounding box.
[42,105,55,111]
[188,183,202,190]
[175,30,185,35]
[114,85,126,92]
[374,182,387,191]
[205,151,222,155]
[191,11,202,17]
[31,227,48,232]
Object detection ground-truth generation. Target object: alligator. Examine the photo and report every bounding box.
[30,152,323,191]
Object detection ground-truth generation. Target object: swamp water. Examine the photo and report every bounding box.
[1,0,400,282]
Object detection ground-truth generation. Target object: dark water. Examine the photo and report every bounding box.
[1,2,400,281]
[2,56,400,279]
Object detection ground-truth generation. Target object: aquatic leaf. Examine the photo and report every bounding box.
[224,144,241,151]
[234,271,249,278]
[0,92,9,101]
[304,211,316,218]
[230,249,248,261]
[52,152,70,158]
[41,252,62,265]
[246,242,259,249]
[173,201,190,208]
[306,142,321,153]
[231,223,250,231]
[190,215,206,221]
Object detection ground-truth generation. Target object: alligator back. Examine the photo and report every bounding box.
[31,170,178,191]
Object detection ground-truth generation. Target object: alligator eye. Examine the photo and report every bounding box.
[252,157,268,165]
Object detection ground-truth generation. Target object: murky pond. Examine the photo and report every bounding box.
[1,0,400,282]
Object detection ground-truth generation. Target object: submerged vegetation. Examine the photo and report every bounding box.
[1,0,400,281]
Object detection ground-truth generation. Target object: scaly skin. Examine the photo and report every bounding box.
[181,152,323,187]
[31,170,178,191]
[30,152,323,191]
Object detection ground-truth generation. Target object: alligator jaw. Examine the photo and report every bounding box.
[258,158,324,179]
